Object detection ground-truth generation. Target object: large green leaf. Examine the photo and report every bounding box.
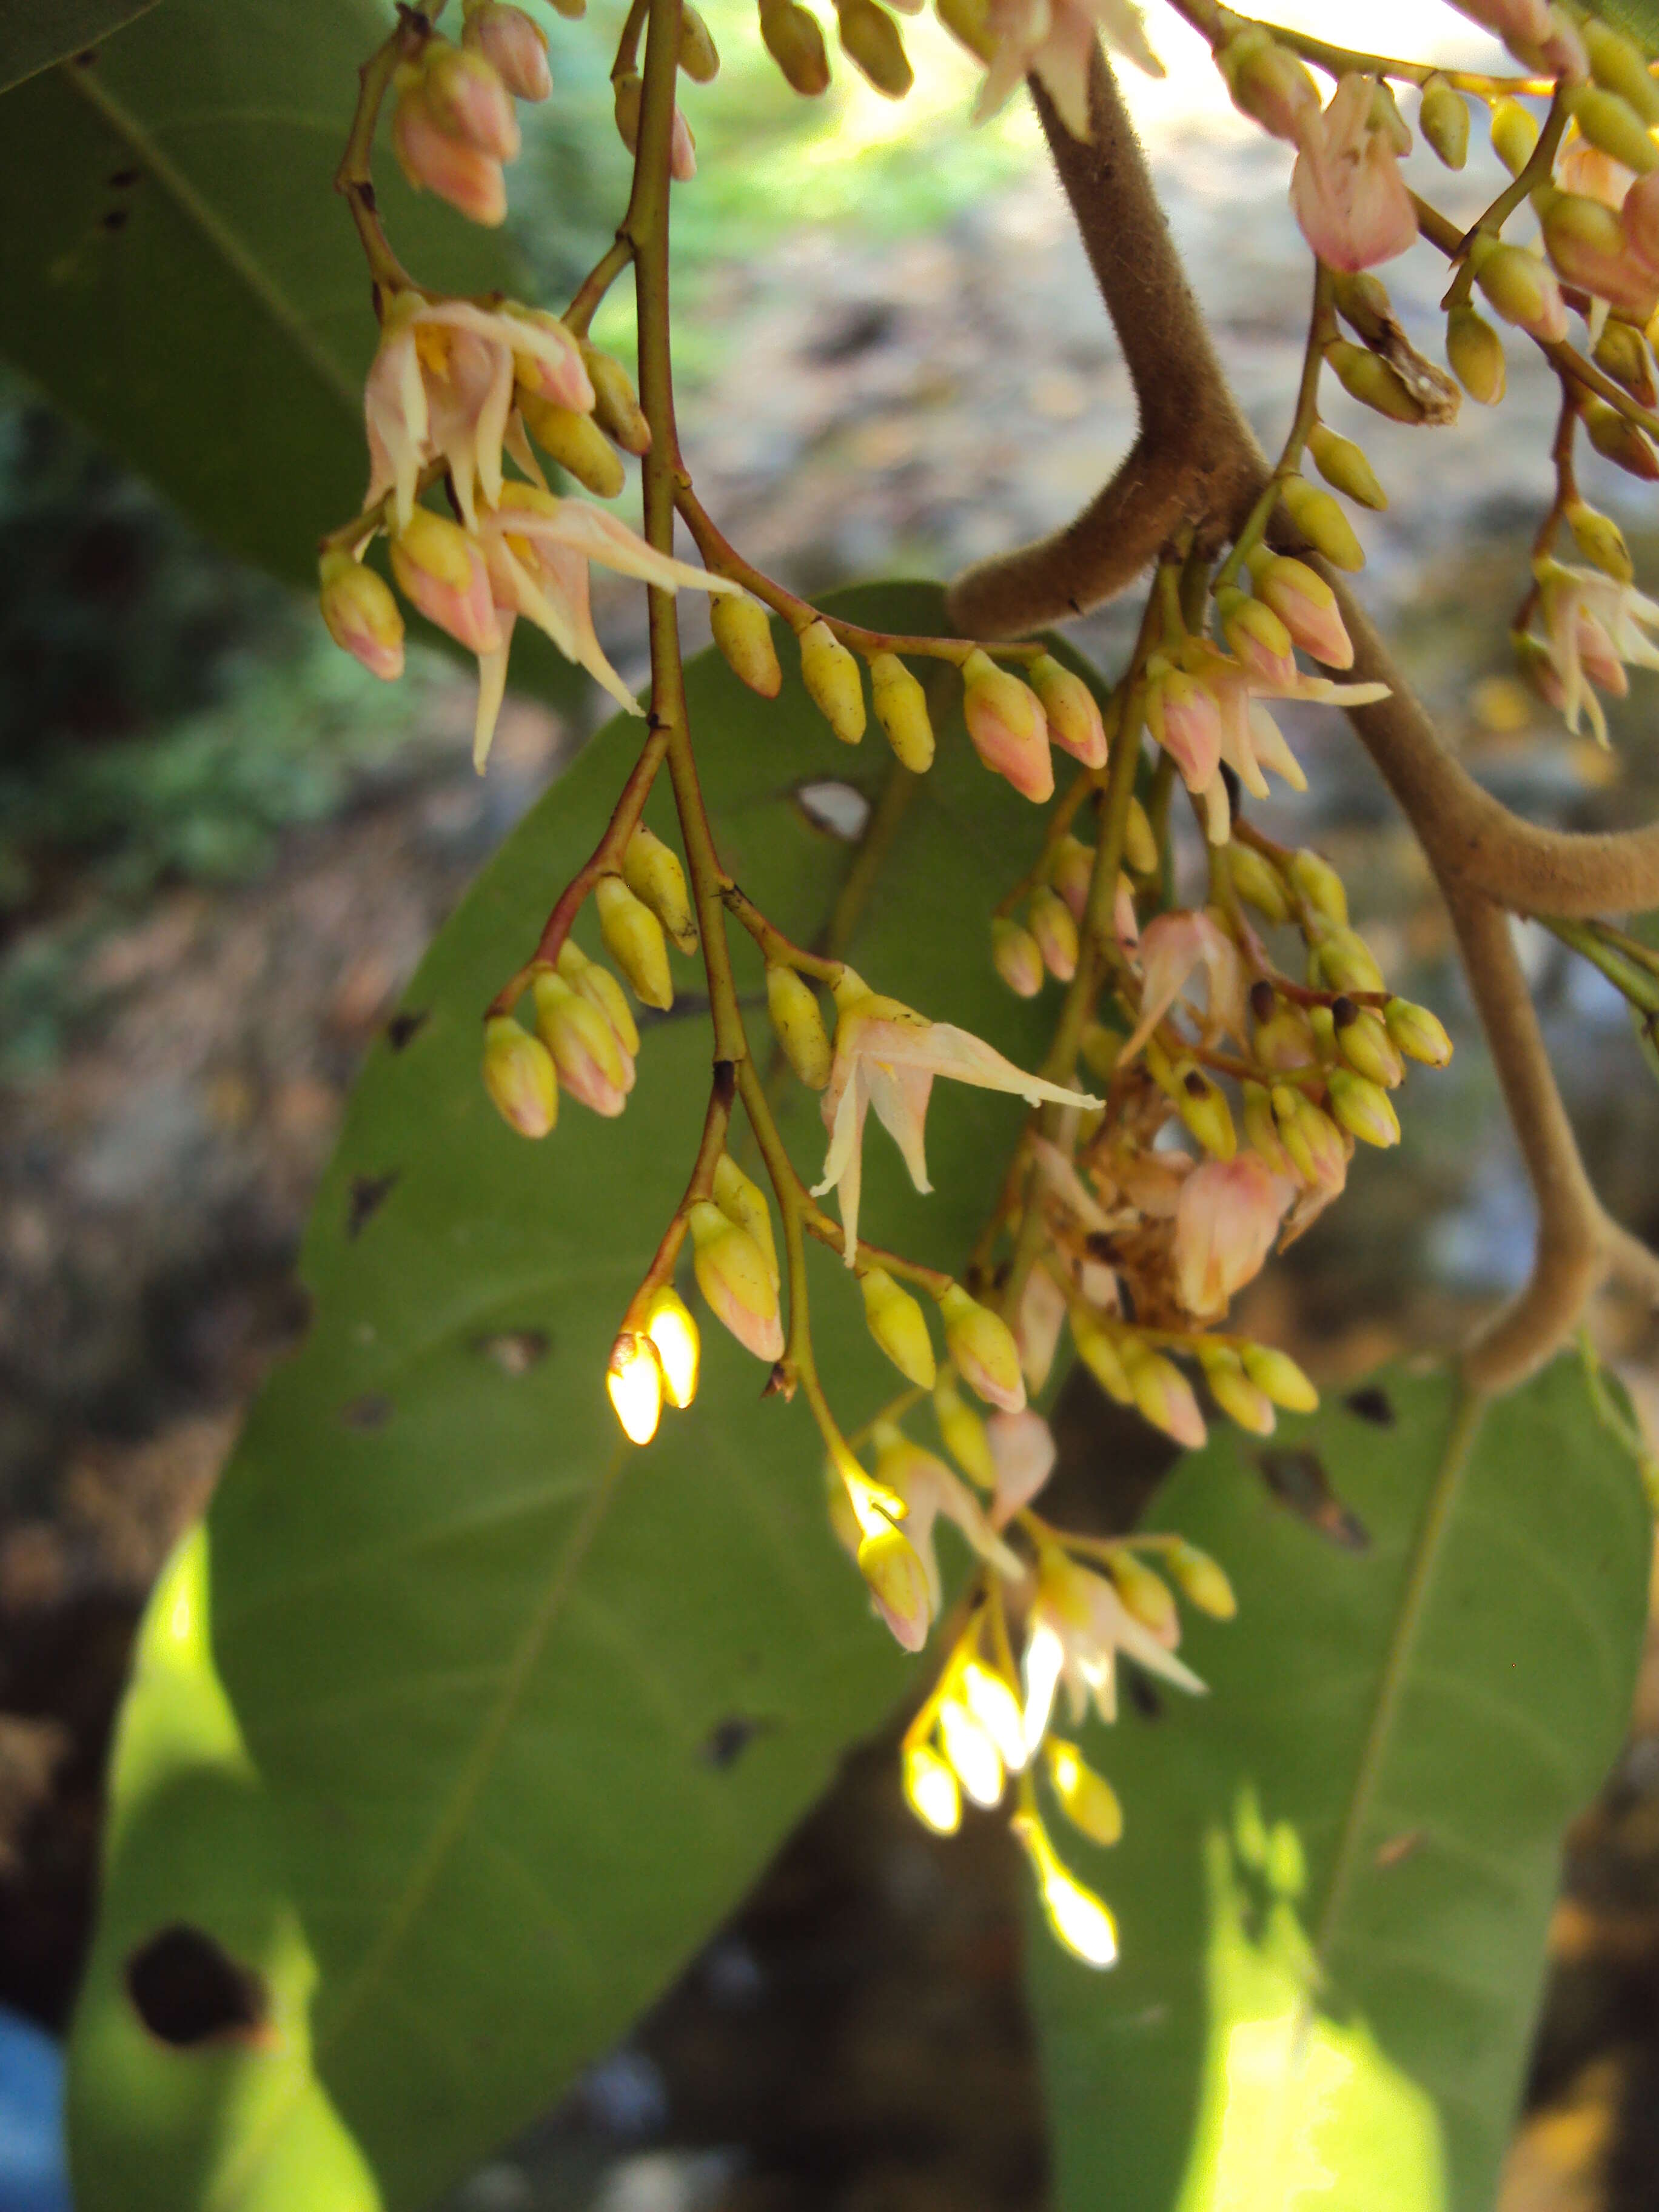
[0,1,163,96]
[1029,1355,1651,2212]
[68,583,1084,2210]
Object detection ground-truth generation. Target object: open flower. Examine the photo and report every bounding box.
[974,0,1163,142]
[1290,75,1418,273]
[876,1434,1022,1611]
[1537,561,1659,742]
[813,971,1102,1259]
[1173,1154,1295,1319]
[1121,909,1248,1062]
[1021,1548,1204,1750]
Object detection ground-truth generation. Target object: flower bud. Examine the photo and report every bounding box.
[1080,1021,1125,1084]
[859,1267,937,1388]
[421,39,521,158]
[1325,340,1423,425]
[688,1199,784,1362]
[1028,888,1080,982]
[1307,424,1387,511]
[1241,1341,1318,1412]
[799,618,866,742]
[1170,1058,1236,1160]
[1046,836,1094,922]
[859,1520,932,1650]
[1217,24,1319,141]
[1585,17,1659,126]
[939,1285,1025,1412]
[1331,270,1395,345]
[623,827,697,954]
[1122,1341,1207,1449]
[1198,1342,1276,1434]
[1473,241,1567,343]
[1626,169,1659,267]
[835,0,913,96]
[1218,588,1298,689]
[555,940,639,1056]
[938,1693,1002,1802]
[483,1014,558,1136]
[678,2,721,81]
[1124,796,1159,877]
[532,971,632,1114]
[320,550,404,680]
[607,1330,663,1444]
[992,917,1045,998]
[1279,474,1365,569]
[1044,1740,1124,1847]
[1333,1000,1404,1086]
[613,69,642,149]
[903,1742,961,1833]
[1490,97,1540,177]
[962,649,1053,802]
[1384,996,1453,1067]
[711,593,782,698]
[1327,1066,1401,1147]
[1310,922,1384,993]
[1169,1538,1237,1618]
[518,394,626,497]
[714,1154,779,1288]
[1584,398,1659,479]
[766,964,832,1088]
[1145,663,1222,792]
[389,507,501,655]
[934,1374,997,1487]
[595,874,673,1010]
[1566,85,1658,176]
[1241,1079,1295,1177]
[1012,1811,1118,1966]
[1071,1307,1134,1405]
[462,2,552,101]
[870,652,934,771]
[1446,306,1506,405]
[1287,846,1349,927]
[1418,75,1469,168]
[1106,1549,1178,1638]
[1543,190,1658,313]
[1592,321,1657,412]
[1271,1084,1347,1188]
[580,343,652,455]
[645,1286,700,1408]
[1030,654,1108,766]
[1228,843,1291,924]
[1247,553,1353,669]
[759,0,832,92]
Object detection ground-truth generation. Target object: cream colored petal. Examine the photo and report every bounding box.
[864,1059,935,1194]
[509,499,740,595]
[473,626,514,774]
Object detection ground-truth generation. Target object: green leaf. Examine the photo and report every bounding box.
[1028,1355,1651,2212]
[0,1,163,96]
[68,583,1088,2211]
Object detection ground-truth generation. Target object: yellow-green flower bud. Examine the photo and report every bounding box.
[1168,1538,1238,1618]
[1369,77,1411,155]
[1228,842,1292,924]
[1331,271,1393,347]
[1171,1058,1236,1160]
[1586,17,1659,125]
[1333,1000,1404,1086]
[1079,1021,1125,1083]
[714,1153,779,1287]
[1124,795,1159,877]
[934,1374,996,1487]
[870,651,934,771]
[556,940,638,1056]
[1593,320,1656,411]
[1310,923,1385,994]
[518,394,626,498]
[993,917,1045,999]
[1279,474,1365,570]
[1198,1342,1277,1435]
[1327,1066,1401,1147]
[903,1741,961,1834]
[799,617,866,742]
[595,874,672,1010]
[1584,400,1659,481]
[1446,306,1506,406]
[759,0,831,89]
[623,826,697,953]
[1028,886,1080,982]
[1419,74,1469,169]
[1241,1079,1296,1177]
[645,1286,700,1409]
[579,343,651,456]
[939,1285,1024,1411]
[1326,340,1423,425]
[678,1,720,78]
[1123,1341,1205,1449]
[1490,97,1539,176]
[1308,1003,1336,1060]
[711,592,782,699]
[1565,85,1659,175]
[1044,1740,1122,1847]
[1241,1341,1318,1412]
[1271,1085,1346,1187]
[1475,242,1560,336]
[1287,846,1348,927]
[688,1199,783,1363]
[1564,498,1635,584]
[834,0,912,96]
[1384,996,1453,1067]
[1030,654,1108,767]
[1542,190,1634,286]
[1107,1549,1178,1637]
[858,1519,933,1650]
[483,1014,558,1137]
[319,549,404,682]
[1071,1307,1134,1405]
[860,1266,937,1389]
[765,962,832,1088]
[1307,423,1387,511]
[532,970,631,1113]
[613,69,643,152]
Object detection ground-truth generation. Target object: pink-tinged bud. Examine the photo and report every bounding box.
[962,649,1053,802]
[613,70,696,178]
[1472,240,1568,343]
[1217,588,1298,688]
[671,108,698,180]
[992,917,1045,998]
[858,1519,933,1651]
[1248,554,1354,669]
[1044,834,1091,922]
[939,1285,1025,1412]
[934,1375,997,1490]
[1543,191,1659,317]
[986,1409,1057,1524]
[392,87,508,223]
[1028,888,1079,982]
[320,550,404,681]
[422,40,521,158]
[1218,25,1320,141]
[389,508,501,655]
[1145,665,1222,792]
[531,971,632,1116]
[1290,74,1418,273]
[1173,1154,1293,1319]
[1122,1341,1207,1450]
[1014,1263,1067,1393]
[463,2,552,101]
[1624,169,1659,266]
[483,1014,557,1136]
[687,1199,785,1364]
[1453,0,1555,53]
[555,940,639,1059]
[1029,654,1107,766]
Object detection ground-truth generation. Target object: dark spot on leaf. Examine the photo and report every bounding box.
[101,209,128,232]
[793,779,871,842]
[341,1393,393,1431]
[346,1170,400,1238]
[1258,1447,1370,1552]
[126,1926,266,2048]
[387,1008,429,1051]
[1373,1830,1423,1870]
[702,1715,773,1769]
[1125,1670,1162,1721]
[1345,1384,1395,1427]
[474,1329,548,1376]
[107,167,141,188]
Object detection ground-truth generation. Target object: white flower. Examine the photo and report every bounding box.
[974,0,1163,144]
[1021,1547,1204,1751]
[1538,563,1659,744]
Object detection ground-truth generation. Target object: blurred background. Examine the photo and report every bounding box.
[3,1,1659,2205]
